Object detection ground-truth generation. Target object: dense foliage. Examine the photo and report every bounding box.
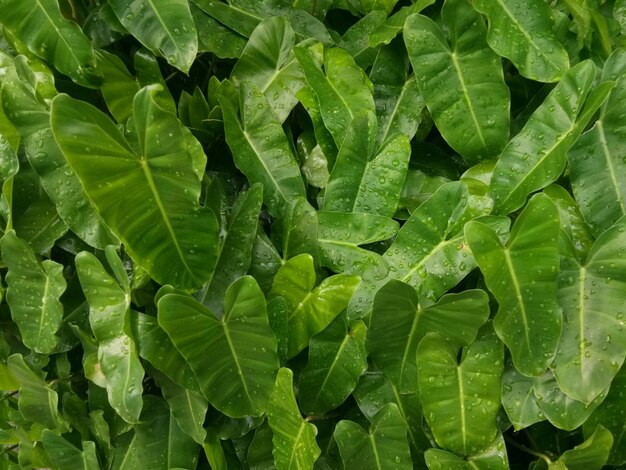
[1,0,626,468]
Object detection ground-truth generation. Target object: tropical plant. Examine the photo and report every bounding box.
[0,0,625,468]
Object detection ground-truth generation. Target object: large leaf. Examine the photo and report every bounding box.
[231,17,305,122]
[110,395,199,470]
[295,45,375,146]
[110,0,197,73]
[367,280,489,392]
[220,82,306,218]
[269,253,361,358]
[76,251,144,424]
[417,323,504,456]
[471,0,569,82]
[196,183,262,314]
[266,368,320,469]
[465,193,562,376]
[404,0,510,163]
[1,231,65,354]
[299,317,368,415]
[158,276,279,417]
[488,60,611,215]
[553,216,626,404]
[0,0,101,86]
[51,86,218,290]
[569,49,626,235]
[41,432,99,470]
[334,403,412,470]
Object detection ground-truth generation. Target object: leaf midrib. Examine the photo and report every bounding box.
[596,120,626,215]
[503,248,531,348]
[309,333,352,408]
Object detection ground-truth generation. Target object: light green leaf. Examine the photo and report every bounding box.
[404,0,510,163]
[0,0,101,86]
[110,395,199,470]
[2,231,65,354]
[295,45,375,146]
[555,425,613,470]
[616,0,626,34]
[150,367,208,445]
[42,431,100,470]
[158,276,279,417]
[501,366,544,430]
[266,368,320,469]
[368,1,435,47]
[196,184,262,314]
[273,198,318,262]
[51,86,218,290]
[97,50,140,123]
[553,216,626,404]
[110,0,197,73]
[471,0,569,82]
[417,323,504,457]
[339,11,387,69]
[76,251,144,424]
[569,49,626,235]
[368,280,489,393]
[533,369,607,431]
[7,354,66,430]
[220,82,306,219]
[132,312,200,393]
[299,317,368,415]
[584,364,626,466]
[465,193,561,376]
[231,17,305,122]
[489,60,611,215]
[270,254,361,358]
[334,403,412,470]
[424,433,509,470]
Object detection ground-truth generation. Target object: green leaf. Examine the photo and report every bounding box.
[299,317,368,415]
[533,369,607,431]
[584,364,626,466]
[471,0,569,82]
[465,193,561,376]
[191,0,260,37]
[132,312,200,393]
[97,50,140,124]
[501,366,544,430]
[110,395,199,470]
[488,60,611,215]
[404,0,510,163]
[1,231,66,354]
[220,82,306,219]
[368,280,490,392]
[417,323,504,456]
[51,86,218,290]
[368,1,435,47]
[0,0,101,86]
[110,0,197,73]
[196,183,262,314]
[334,403,412,470]
[76,251,144,424]
[149,367,208,445]
[191,4,246,58]
[553,216,626,404]
[295,45,375,146]
[231,17,305,122]
[273,198,318,262]
[266,368,320,469]
[554,425,613,470]
[270,254,361,358]
[158,276,279,417]
[569,49,626,235]
[424,433,509,470]
[41,431,100,470]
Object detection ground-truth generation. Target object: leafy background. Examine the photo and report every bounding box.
[0,0,625,468]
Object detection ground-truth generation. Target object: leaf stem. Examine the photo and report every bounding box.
[504,433,552,464]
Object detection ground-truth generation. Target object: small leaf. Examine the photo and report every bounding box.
[299,317,368,415]
[270,254,360,358]
[501,366,544,430]
[267,368,320,469]
[466,193,562,376]
[42,432,100,470]
[472,0,569,82]
[76,251,144,424]
[2,231,66,354]
[334,403,412,470]
[110,0,197,73]
[553,425,613,469]
[424,433,509,470]
[158,277,279,417]
[417,323,504,456]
